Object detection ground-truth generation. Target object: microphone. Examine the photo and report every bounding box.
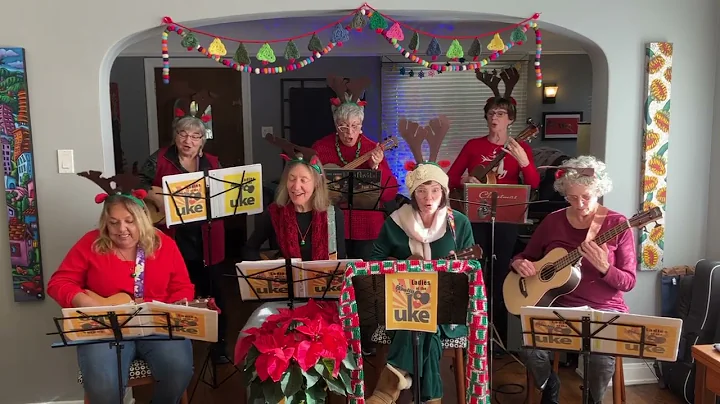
[491,191,498,217]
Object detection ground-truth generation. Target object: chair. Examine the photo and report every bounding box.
[371,326,467,404]
[78,359,189,404]
[525,352,626,404]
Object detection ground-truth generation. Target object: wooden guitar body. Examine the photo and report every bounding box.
[145,185,166,225]
[83,290,135,306]
[469,165,498,185]
[502,247,582,316]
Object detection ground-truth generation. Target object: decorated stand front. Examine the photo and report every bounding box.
[338,259,489,404]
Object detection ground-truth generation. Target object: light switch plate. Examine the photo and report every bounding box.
[57,149,75,174]
[261,126,273,137]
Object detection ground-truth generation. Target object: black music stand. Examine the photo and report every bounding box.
[351,271,470,404]
[48,309,180,404]
[325,169,399,258]
[522,310,660,404]
[159,169,258,397]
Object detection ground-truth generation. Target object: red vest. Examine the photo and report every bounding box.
[152,147,225,265]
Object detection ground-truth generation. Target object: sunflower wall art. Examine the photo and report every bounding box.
[639,42,673,271]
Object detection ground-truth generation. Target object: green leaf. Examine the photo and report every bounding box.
[640,232,647,243]
[662,99,671,113]
[339,367,353,393]
[303,366,322,388]
[281,364,303,397]
[657,142,669,156]
[321,358,335,375]
[245,346,260,370]
[658,240,665,250]
[306,383,327,404]
[342,351,358,370]
[646,47,655,58]
[287,390,306,404]
[320,365,345,395]
[644,97,652,125]
[262,380,284,404]
[645,193,653,202]
[248,381,264,402]
[243,368,258,385]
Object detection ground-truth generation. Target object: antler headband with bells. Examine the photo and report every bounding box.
[397,115,452,194]
[77,171,148,207]
[263,133,322,174]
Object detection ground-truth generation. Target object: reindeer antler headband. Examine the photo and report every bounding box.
[77,171,147,207]
[398,115,452,194]
[476,67,520,106]
[263,133,322,174]
[327,75,371,110]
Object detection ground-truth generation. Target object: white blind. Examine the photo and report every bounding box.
[381,61,529,196]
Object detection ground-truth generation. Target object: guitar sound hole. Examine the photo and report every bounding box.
[538,265,555,282]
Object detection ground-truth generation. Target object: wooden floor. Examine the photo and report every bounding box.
[131,263,683,404]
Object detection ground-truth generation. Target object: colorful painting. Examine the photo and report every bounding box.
[0,48,44,300]
[639,42,672,271]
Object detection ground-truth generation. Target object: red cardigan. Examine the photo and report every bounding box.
[47,229,195,308]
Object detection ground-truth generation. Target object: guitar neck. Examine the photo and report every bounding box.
[554,222,630,269]
[344,153,372,169]
[473,129,535,179]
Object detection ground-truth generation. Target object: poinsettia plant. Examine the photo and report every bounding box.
[235,299,358,404]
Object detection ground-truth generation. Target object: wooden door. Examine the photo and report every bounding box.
[153,68,246,258]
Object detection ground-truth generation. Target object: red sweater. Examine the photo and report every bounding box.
[447,136,540,190]
[47,230,195,308]
[512,209,637,312]
[312,133,399,240]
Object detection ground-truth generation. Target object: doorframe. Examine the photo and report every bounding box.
[143,57,253,164]
[143,57,255,238]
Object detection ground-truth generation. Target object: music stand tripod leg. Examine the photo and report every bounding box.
[108,312,125,404]
[411,331,421,404]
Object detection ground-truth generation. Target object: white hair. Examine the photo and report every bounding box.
[553,155,613,197]
[332,100,364,124]
[173,116,208,145]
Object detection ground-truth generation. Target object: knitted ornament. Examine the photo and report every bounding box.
[208,38,227,56]
[257,43,276,65]
[510,27,527,44]
[78,170,147,208]
[308,33,323,53]
[487,33,505,51]
[385,22,404,41]
[180,32,199,50]
[446,39,464,60]
[397,115,452,194]
[369,12,388,32]
[408,32,420,53]
[350,12,366,31]
[426,37,442,61]
[283,40,300,63]
[330,23,350,45]
[467,38,482,61]
[233,43,251,65]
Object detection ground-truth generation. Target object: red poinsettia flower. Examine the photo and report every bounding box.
[294,316,348,376]
[253,327,297,382]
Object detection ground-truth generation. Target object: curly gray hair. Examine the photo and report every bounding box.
[553,155,613,197]
[332,101,364,124]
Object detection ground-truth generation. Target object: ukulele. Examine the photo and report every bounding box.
[391,244,483,261]
[470,118,540,185]
[144,186,166,225]
[82,290,219,311]
[502,207,663,316]
[323,136,399,169]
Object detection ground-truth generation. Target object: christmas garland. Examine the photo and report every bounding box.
[338,259,488,404]
[160,3,543,87]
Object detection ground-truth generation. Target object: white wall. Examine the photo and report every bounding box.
[0,0,718,402]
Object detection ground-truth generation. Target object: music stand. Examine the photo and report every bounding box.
[158,166,261,396]
[47,309,180,404]
[338,259,490,404]
[520,306,682,404]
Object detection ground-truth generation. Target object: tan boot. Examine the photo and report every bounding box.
[367,364,413,404]
[426,399,442,404]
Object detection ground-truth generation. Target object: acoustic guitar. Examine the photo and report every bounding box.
[82,290,219,310]
[144,186,166,225]
[469,118,540,185]
[502,207,663,316]
[323,136,399,169]
[393,244,484,261]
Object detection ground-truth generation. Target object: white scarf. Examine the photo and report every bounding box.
[390,205,448,259]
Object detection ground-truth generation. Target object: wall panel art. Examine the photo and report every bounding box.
[639,42,672,271]
[0,47,44,300]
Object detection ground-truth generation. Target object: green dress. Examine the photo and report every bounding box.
[369,207,475,401]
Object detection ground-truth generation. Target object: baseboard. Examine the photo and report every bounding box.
[32,388,134,404]
[575,357,659,385]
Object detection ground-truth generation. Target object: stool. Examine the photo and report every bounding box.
[371,326,467,404]
[78,359,189,404]
[525,353,626,404]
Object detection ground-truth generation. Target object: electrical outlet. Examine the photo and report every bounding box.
[261,126,273,137]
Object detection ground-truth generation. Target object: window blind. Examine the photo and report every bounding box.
[380,61,529,196]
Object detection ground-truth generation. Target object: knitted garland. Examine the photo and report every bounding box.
[337,259,489,404]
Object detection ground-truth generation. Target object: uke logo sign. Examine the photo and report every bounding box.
[385,272,438,333]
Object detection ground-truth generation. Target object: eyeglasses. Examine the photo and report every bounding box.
[565,195,594,203]
[177,131,204,141]
[337,124,362,133]
[487,110,508,118]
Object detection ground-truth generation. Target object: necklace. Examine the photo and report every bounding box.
[296,218,313,246]
[114,248,137,275]
[335,135,361,165]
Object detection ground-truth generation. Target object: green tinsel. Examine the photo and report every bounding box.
[468,38,482,57]
[369,12,388,31]
[350,12,366,30]
[408,32,420,51]
[180,32,199,49]
[510,27,527,43]
[308,33,323,53]
[284,40,300,62]
[232,43,250,65]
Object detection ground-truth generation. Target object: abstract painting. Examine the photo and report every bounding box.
[638,42,672,271]
[0,48,44,300]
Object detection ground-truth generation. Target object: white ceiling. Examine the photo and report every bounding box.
[121,15,587,58]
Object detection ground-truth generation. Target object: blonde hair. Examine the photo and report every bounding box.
[93,196,162,257]
[275,158,331,212]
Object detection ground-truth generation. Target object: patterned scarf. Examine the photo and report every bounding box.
[269,203,329,260]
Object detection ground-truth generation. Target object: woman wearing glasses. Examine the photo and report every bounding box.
[446,96,540,348]
[138,115,230,362]
[311,92,398,260]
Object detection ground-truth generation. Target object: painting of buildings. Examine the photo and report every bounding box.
[0,47,43,301]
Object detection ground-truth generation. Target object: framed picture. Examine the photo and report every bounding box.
[542,112,584,140]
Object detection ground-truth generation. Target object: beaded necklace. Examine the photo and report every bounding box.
[335,134,361,165]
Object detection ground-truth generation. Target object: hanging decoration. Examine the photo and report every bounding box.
[395,61,523,80]
[159,3,542,85]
